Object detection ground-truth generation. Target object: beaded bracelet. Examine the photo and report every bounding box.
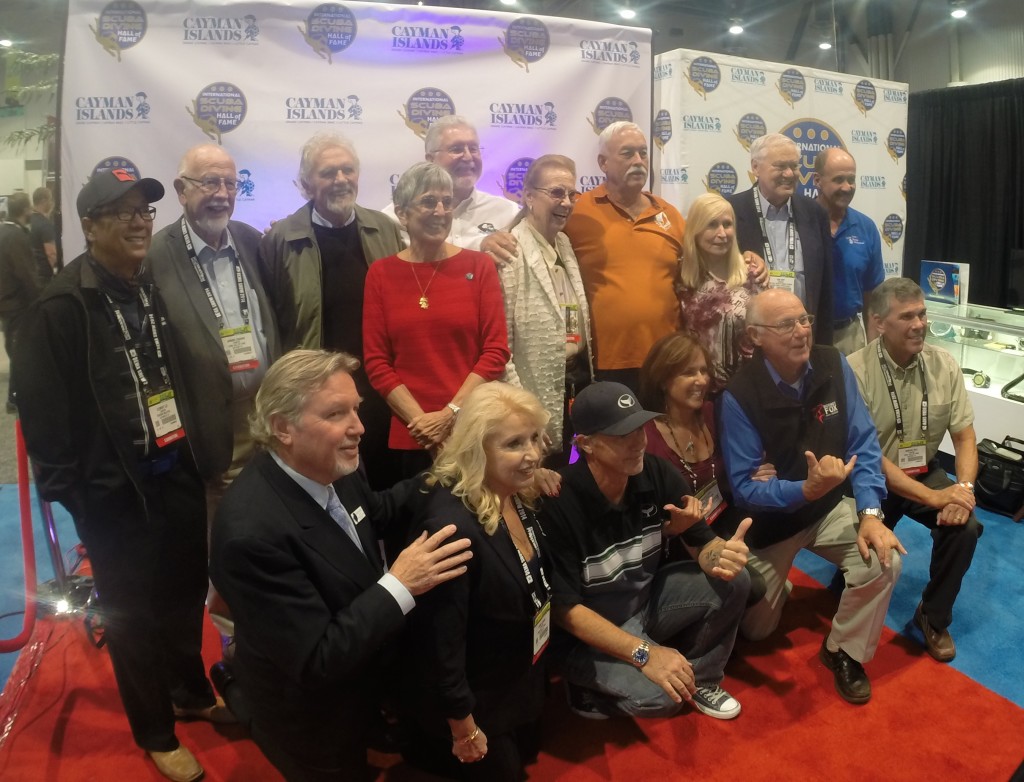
[452,727,480,744]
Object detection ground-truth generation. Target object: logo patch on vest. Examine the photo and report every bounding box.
[813,401,839,423]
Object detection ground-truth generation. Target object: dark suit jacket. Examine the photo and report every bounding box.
[211,451,417,768]
[402,484,547,739]
[727,187,835,345]
[149,218,281,478]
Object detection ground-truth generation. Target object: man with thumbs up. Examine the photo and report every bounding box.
[541,382,751,722]
[720,289,904,704]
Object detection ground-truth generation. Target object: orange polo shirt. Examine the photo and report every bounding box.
[564,184,685,371]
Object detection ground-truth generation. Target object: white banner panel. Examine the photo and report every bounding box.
[61,0,652,256]
[653,49,908,276]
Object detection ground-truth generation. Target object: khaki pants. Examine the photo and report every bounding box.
[833,318,866,356]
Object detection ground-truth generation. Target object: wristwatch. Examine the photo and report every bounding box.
[858,508,885,522]
[446,402,461,416]
[631,641,651,668]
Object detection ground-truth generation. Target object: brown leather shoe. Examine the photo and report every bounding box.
[173,695,238,724]
[818,640,871,704]
[915,602,956,662]
[149,745,204,782]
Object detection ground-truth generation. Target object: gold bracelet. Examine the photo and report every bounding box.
[452,727,480,744]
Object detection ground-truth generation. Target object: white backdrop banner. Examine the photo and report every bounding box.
[61,0,652,256]
[653,48,909,276]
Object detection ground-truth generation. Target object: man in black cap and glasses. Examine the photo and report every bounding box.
[14,168,229,782]
[541,381,751,722]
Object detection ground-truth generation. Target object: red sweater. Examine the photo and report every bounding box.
[363,249,510,449]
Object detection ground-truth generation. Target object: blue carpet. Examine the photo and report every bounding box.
[2,485,1022,711]
[0,484,80,691]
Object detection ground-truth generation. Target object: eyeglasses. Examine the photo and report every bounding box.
[181,175,240,194]
[534,187,580,203]
[750,314,815,334]
[437,143,482,157]
[413,195,454,212]
[91,205,157,222]
[771,161,801,173]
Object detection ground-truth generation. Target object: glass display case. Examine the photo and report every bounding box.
[925,302,1024,403]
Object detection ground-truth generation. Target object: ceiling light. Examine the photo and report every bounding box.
[729,23,744,35]
[499,0,517,5]
[819,41,832,50]
[619,8,637,20]
[0,39,12,48]
[951,8,967,18]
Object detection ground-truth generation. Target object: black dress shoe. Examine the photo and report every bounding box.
[209,660,235,699]
[818,640,871,704]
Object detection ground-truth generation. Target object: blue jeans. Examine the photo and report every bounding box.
[564,561,750,718]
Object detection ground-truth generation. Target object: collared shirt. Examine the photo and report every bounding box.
[185,222,269,400]
[847,338,974,464]
[831,206,885,320]
[270,451,414,614]
[720,354,887,513]
[757,187,806,303]
[380,188,519,251]
[311,207,357,229]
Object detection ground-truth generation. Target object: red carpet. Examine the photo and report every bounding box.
[2,569,1022,781]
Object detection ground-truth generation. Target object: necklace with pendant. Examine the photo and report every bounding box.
[410,260,442,309]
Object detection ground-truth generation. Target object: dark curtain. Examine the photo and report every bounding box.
[904,78,1024,307]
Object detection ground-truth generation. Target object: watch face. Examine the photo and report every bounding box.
[633,645,650,666]
[973,372,990,388]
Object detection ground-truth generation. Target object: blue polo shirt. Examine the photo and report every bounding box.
[832,206,885,321]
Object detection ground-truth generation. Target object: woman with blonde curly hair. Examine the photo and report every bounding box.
[401,382,552,781]
[678,192,766,390]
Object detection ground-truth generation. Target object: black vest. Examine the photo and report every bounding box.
[727,345,849,548]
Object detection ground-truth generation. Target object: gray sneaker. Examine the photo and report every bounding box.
[692,684,741,720]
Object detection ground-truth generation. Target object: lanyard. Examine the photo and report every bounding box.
[104,286,172,393]
[753,193,796,271]
[181,217,250,329]
[501,496,551,612]
[877,340,928,440]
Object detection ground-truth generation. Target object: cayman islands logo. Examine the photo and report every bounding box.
[704,163,738,196]
[89,1,147,62]
[734,113,767,151]
[885,128,907,164]
[853,79,877,117]
[299,4,357,65]
[881,214,904,249]
[777,68,806,108]
[500,17,549,72]
[183,11,260,44]
[75,90,150,123]
[653,109,672,151]
[686,56,720,100]
[780,119,846,198]
[398,87,455,139]
[392,23,465,53]
[489,100,556,129]
[237,169,256,199]
[187,83,247,145]
[286,94,362,123]
[499,157,534,203]
[586,97,632,134]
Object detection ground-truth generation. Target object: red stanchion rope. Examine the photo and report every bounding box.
[0,419,38,653]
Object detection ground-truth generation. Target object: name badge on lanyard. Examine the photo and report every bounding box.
[898,440,928,474]
[696,479,727,524]
[221,325,258,371]
[148,389,185,447]
[533,601,551,663]
[769,269,797,293]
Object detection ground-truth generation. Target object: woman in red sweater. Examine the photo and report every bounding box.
[363,162,510,478]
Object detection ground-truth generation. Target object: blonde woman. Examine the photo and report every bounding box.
[401,382,552,781]
[678,192,766,389]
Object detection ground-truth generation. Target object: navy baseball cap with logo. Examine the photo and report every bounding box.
[571,382,659,436]
[77,168,165,219]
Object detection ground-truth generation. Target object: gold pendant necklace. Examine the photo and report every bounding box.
[410,260,442,309]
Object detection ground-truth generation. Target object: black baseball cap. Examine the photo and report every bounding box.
[571,382,659,436]
[77,168,164,218]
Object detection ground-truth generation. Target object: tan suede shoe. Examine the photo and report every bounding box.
[149,745,204,782]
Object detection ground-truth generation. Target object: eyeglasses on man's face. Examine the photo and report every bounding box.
[534,187,580,204]
[750,313,815,334]
[91,205,157,222]
[181,175,241,194]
